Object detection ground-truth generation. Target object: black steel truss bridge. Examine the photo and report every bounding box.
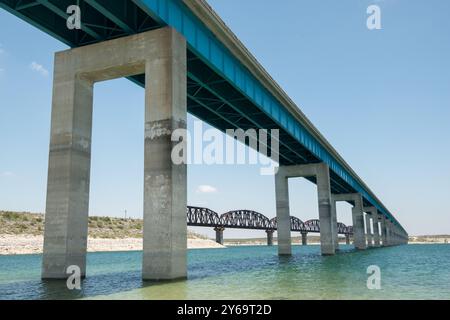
[186,206,353,235]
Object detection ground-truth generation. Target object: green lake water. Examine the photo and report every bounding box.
[0,244,449,300]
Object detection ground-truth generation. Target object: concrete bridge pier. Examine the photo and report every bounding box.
[365,214,373,247]
[381,216,388,246]
[41,28,188,280]
[331,201,339,251]
[390,221,397,246]
[387,221,394,246]
[266,230,274,246]
[373,215,381,247]
[215,227,225,245]
[274,166,292,255]
[364,207,379,247]
[345,233,351,245]
[275,163,336,256]
[391,224,396,246]
[332,193,366,250]
[301,232,308,245]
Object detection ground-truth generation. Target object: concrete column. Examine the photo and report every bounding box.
[364,207,379,247]
[316,163,335,255]
[345,234,350,245]
[387,219,392,246]
[387,221,392,246]
[142,29,187,280]
[373,215,380,247]
[331,201,339,251]
[352,196,367,250]
[42,56,94,279]
[301,232,308,245]
[275,167,291,255]
[391,222,397,246]
[391,225,396,246]
[365,214,373,247]
[215,228,224,245]
[266,230,274,246]
[381,216,388,246]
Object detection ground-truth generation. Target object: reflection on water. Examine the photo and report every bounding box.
[1,244,450,300]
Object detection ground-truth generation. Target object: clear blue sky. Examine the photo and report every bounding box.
[0,0,449,238]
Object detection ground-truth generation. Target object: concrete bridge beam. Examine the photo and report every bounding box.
[275,163,336,256]
[42,28,188,280]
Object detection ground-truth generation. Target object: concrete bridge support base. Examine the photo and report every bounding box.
[275,163,336,256]
[266,230,274,246]
[345,234,350,245]
[215,228,225,245]
[42,28,187,281]
[301,232,308,246]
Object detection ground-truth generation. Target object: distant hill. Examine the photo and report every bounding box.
[1,211,449,244]
[0,211,208,240]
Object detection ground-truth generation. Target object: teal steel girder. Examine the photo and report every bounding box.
[136,0,405,233]
[0,0,406,233]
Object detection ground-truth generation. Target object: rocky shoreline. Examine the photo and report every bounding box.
[0,235,224,255]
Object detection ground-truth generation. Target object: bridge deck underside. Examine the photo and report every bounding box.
[0,0,374,204]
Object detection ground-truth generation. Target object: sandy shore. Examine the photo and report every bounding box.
[0,235,224,255]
